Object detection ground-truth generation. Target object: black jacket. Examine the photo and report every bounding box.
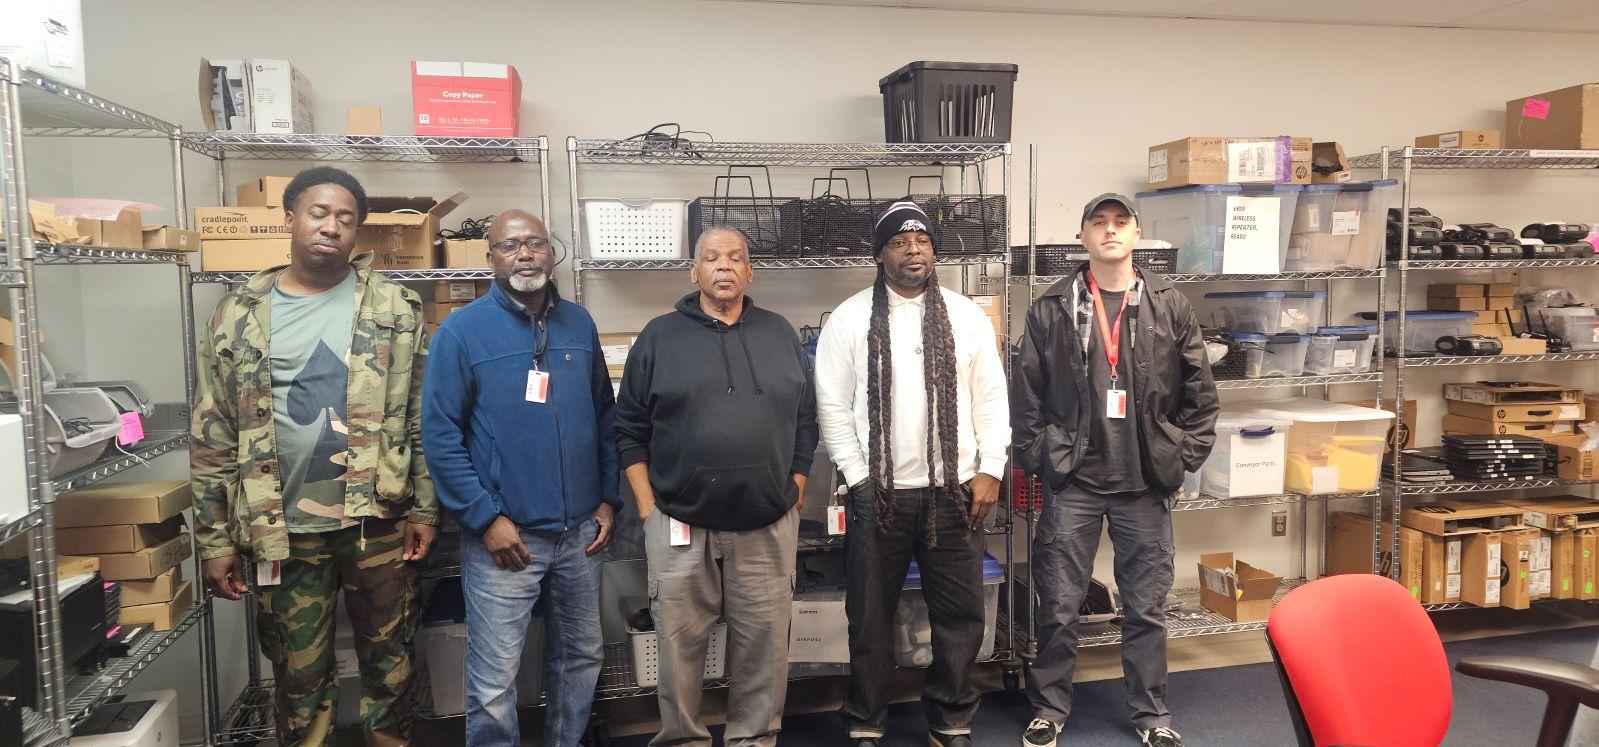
[1012,268,1219,492]
[614,292,818,531]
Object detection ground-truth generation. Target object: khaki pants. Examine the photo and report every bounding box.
[644,506,799,747]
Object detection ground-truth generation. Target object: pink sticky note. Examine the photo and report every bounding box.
[117,411,144,446]
[1523,98,1551,120]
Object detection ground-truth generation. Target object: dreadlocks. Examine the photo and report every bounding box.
[865,264,964,546]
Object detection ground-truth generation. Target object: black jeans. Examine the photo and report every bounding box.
[841,484,985,737]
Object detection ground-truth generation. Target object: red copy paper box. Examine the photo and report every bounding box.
[411,61,521,137]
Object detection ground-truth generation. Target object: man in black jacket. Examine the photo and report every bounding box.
[615,226,818,747]
[1013,194,1219,747]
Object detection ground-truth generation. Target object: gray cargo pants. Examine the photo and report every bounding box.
[1028,482,1175,730]
[644,505,800,747]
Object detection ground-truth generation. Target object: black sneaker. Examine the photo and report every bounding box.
[929,731,973,747]
[1022,717,1063,747]
[1139,726,1183,747]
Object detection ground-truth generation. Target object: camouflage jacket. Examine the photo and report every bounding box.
[190,254,438,562]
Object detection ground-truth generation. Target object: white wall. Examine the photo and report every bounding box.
[30,0,1599,738]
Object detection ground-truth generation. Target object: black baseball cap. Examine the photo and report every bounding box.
[1081,193,1139,225]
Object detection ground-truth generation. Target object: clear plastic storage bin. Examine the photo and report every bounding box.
[1360,311,1474,355]
[1248,398,1394,495]
[1201,413,1293,498]
[1286,179,1395,271]
[1304,325,1377,374]
[1235,333,1309,378]
[1205,291,1326,333]
[1530,307,1599,350]
[1136,184,1297,274]
[896,554,1004,666]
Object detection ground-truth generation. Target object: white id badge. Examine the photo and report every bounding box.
[668,517,692,546]
[525,370,550,403]
[254,560,281,587]
[827,505,847,535]
[1106,387,1128,419]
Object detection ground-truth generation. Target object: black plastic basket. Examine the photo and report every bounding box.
[907,176,1006,256]
[687,167,802,257]
[1206,330,1249,380]
[879,61,1018,144]
[799,169,886,257]
[1009,244,1179,276]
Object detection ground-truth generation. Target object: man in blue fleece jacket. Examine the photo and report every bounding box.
[421,210,618,746]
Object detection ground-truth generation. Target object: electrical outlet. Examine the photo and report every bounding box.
[1272,511,1288,537]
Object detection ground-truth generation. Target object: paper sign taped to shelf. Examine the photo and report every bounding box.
[1222,196,1282,274]
[117,412,144,446]
[1523,98,1551,120]
[1331,211,1361,236]
[1227,140,1280,182]
[1528,150,1598,158]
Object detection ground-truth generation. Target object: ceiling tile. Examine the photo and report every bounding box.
[1448,0,1599,32]
[1192,0,1522,26]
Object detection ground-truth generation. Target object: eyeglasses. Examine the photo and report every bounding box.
[886,234,934,251]
[490,237,553,257]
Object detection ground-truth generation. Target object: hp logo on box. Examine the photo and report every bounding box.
[419,114,431,124]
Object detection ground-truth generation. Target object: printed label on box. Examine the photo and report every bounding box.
[1333,348,1357,368]
[1486,542,1502,604]
[1447,539,1461,574]
[1523,98,1551,120]
[1222,196,1282,274]
[1439,132,1462,148]
[1227,141,1278,182]
[1524,511,1550,529]
[1331,211,1361,236]
[1446,574,1461,599]
[1559,404,1581,419]
[601,344,631,366]
[1534,537,1551,571]
[1149,163,1169,184]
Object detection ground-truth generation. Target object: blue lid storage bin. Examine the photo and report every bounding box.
[1137,184,1298,274]
[1234,332,1310,378]
[898,554,1005,666]
[1305,325,1378,374]
[1357,310,1474,354]
[1205,290,1327,334]
[1287,179,1396,271]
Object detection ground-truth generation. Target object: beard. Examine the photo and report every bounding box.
[508,263,549,292]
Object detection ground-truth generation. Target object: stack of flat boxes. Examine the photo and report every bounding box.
[1440,382,1584,443]
[1428,283,1546,355]
[1535,393,1599,483]
[1504,497,1599,602]
[194,177,294,272]
[1401,499,1528,608]
[54,481,194,630]
[421,280,492,337]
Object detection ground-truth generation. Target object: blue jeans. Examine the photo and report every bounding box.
[463,519,603,746]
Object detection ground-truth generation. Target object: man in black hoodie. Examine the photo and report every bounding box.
[615,226,819,746]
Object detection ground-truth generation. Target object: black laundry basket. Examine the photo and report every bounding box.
[687,166,802,257]
[879,61,1018,143]
[799,169,886,257]
[907,176,1006,256]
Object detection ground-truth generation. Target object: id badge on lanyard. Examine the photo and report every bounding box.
[1088,272,1131,420]
[525,316,551,403]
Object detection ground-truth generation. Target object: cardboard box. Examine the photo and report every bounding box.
[599,333,639,379]
[347,106,382,136]
[1428,283,1485,298]
[140,225,202,253]
[1506,83,1599,150]
[1325,512,1424,599]
[1485,282,1515,297]
[0,1,86,88]
[56,515,184,555]
[357,192,467,270]
[411,61,522,137]
[432,280,485,303]
[1496,336,1549,356]
[1486,296,1513,311]
[1401,499,1523,536]
[441,239,489,268]
[1544,434,1599,481]
[236,177,293,208]
[1503,528,1536,609]
[422,301,467,326]
[1579,529,1598,600]
[1444,381,1582,406]
[1197,553,1282,622]
[1462,532,1502,608]
[119,580,193,631]
[1445,399,1583,423]
[199,59,250,132]
[194,206,289,239]
[199,58,312,134]
[55,481,188,528]
[1416,130,1502,150]
[1529,530,1554,601]
[1428,296,1485,312]
[58,554,99,578]
[200,238,292,272]
[1441,414,1573,438]
[968,295,1004,339]
[1504,496,1599,531]
[1146,136,1312,189]
[120,566,184,607]
[29,200,143,249]
[97,532,191,581]
[1421,534,1463,605]
[1471,322,1512,338]
[1553,530,1577,600]
[1497,308,1526,326]
[1310,141,1351,184]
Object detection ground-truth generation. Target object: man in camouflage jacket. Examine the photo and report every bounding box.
[190,166,438,747]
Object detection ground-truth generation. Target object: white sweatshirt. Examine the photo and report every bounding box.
[813,285,1010,489]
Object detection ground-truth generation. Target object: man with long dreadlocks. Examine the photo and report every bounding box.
[1013,194,1218,747]
[814,201,1010,747]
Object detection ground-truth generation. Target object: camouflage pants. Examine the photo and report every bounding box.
[255,517,419,747]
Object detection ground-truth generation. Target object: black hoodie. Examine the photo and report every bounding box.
[614,292,819,531]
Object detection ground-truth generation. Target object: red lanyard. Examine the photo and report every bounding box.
[1087,271,1132,382]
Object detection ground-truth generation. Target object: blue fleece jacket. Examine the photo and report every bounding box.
[421,282,620,536]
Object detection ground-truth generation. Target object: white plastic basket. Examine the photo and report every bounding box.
[582,198,689,260]
[627,621,727,687]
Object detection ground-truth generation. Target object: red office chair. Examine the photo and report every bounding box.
[1266,574,1599,747]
